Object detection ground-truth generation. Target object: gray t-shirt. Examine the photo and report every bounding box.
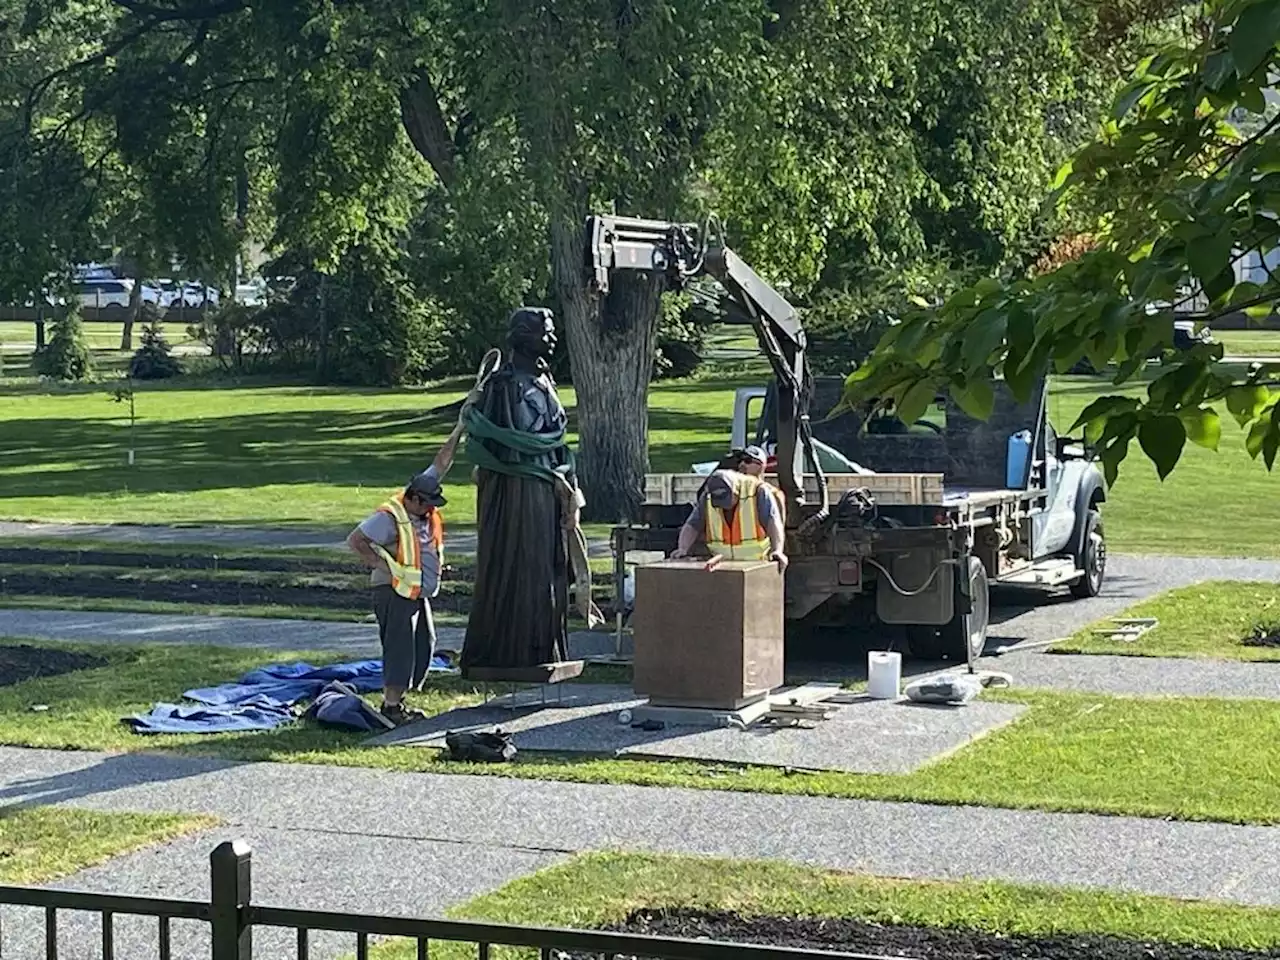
[359,466,442,598]
[686,483,777,532]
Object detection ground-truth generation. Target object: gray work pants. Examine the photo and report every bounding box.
[371,586,437,691]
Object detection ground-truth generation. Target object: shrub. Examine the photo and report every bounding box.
[128,306,184,380]
[35,304,93,381]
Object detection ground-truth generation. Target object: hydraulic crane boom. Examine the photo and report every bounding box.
[586,213,826,519]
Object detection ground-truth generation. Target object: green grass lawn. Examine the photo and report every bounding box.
[0,806,214,885]
[395,852,1280,958]
[2,360,1278,555]
[0,320,200,350]
[1057,581,1280,660]
[5,638,1280,825]
[1216,328,1280,357]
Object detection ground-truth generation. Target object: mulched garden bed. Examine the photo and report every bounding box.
[0,548,614,588]
[0,568,618,617]
[0,546,361,574]
[596,909,1280,960]
[0,643,109,688]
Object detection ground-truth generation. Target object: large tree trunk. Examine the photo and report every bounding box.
[550,216,664,523]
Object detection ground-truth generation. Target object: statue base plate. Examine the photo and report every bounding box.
[461,660,585,685]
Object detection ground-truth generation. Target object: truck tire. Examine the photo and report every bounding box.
[1070,509,1106,599]
[907,556,990,666]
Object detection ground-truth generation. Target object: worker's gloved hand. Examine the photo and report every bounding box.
[769,551,789,573]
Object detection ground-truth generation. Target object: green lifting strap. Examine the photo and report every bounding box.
[463,405,574,485]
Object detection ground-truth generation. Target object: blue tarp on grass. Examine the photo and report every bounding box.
[124,657,454,735]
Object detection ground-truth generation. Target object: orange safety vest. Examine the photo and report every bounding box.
[703,474,771,560]
[371,494,444,600]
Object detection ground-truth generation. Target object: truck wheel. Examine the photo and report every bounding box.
[906,557,990,666]
[1070,509,1106,599]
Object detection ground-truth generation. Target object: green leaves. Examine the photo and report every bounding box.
[845,0,1280,488]
[962,309,1007,369]
[1112,80,1153,121]
[896,378,939,428]
[1138,415,1187,480]
[1186,231,1234,293]
[1228,0,1280,78]
[1226,384,1270,426]
[950,378,995,420]
[1179,407,1222,451]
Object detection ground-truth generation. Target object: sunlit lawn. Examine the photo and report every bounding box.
[383,852,1280,958]
[1,355,1277,555]
[5,638,1280,825]
[1216,328,1280,357]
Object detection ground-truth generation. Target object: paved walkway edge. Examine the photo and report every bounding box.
[3,745,1280,908]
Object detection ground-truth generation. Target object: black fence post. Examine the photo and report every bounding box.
[210,840,253,960]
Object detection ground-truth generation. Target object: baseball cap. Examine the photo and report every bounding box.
[742,445,768,464]
[407,471,447,507]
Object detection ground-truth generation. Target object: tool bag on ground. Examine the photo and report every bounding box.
[444,729,517,763]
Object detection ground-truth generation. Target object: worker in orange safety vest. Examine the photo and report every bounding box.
[736,444,787,525]
[670,468,787,572]
[346,420,464,726]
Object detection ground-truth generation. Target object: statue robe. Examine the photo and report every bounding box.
[461,361,574,669]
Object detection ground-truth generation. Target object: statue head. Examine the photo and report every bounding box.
[507,307,558,360]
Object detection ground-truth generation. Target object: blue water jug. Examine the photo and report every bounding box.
[1006,430,1032,489]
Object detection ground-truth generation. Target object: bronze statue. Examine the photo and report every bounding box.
[460,307,600,681]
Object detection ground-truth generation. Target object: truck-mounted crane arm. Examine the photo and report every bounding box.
[585,213,828,520]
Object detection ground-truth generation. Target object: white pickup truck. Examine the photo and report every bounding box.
[616,374,1108,667]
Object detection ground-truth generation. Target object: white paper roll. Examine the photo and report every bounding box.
[867,650,902,700]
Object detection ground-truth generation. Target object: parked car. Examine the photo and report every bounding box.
[234,279,268,305]
[162,282,219,309]
[73,279,161,311]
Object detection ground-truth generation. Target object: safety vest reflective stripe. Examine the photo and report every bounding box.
[704,475,771,561]
[371,494,444,601]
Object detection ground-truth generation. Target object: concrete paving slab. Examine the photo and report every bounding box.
[371,683,1027,774]
[992,651,1280,700]
[613,698,1027,773]
[1,823,563,960]
[3,746,1280,907]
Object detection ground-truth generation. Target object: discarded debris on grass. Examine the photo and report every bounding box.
[1242,622,1280,649]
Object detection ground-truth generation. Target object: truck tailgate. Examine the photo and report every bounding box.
[645,472,946,506]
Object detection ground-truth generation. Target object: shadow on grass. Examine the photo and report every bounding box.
[0,405,730,503]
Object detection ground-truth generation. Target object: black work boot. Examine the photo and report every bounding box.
[380,701,426,726]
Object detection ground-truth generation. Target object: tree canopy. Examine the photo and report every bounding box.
[846,0,1280,484]
[2,0,1183,508]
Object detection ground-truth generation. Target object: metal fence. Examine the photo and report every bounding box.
[0,840,880,960]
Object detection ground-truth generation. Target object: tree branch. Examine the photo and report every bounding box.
[399,71,456,188]
[25,0,244,132]
[111,0,244,23]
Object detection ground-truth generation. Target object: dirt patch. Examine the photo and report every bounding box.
[1242,623,1280,648]
[0,570,420,612]
[0,644,110,688]
[600,909,1276,960]
[0,566,617,618]
[0,546,359,574]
